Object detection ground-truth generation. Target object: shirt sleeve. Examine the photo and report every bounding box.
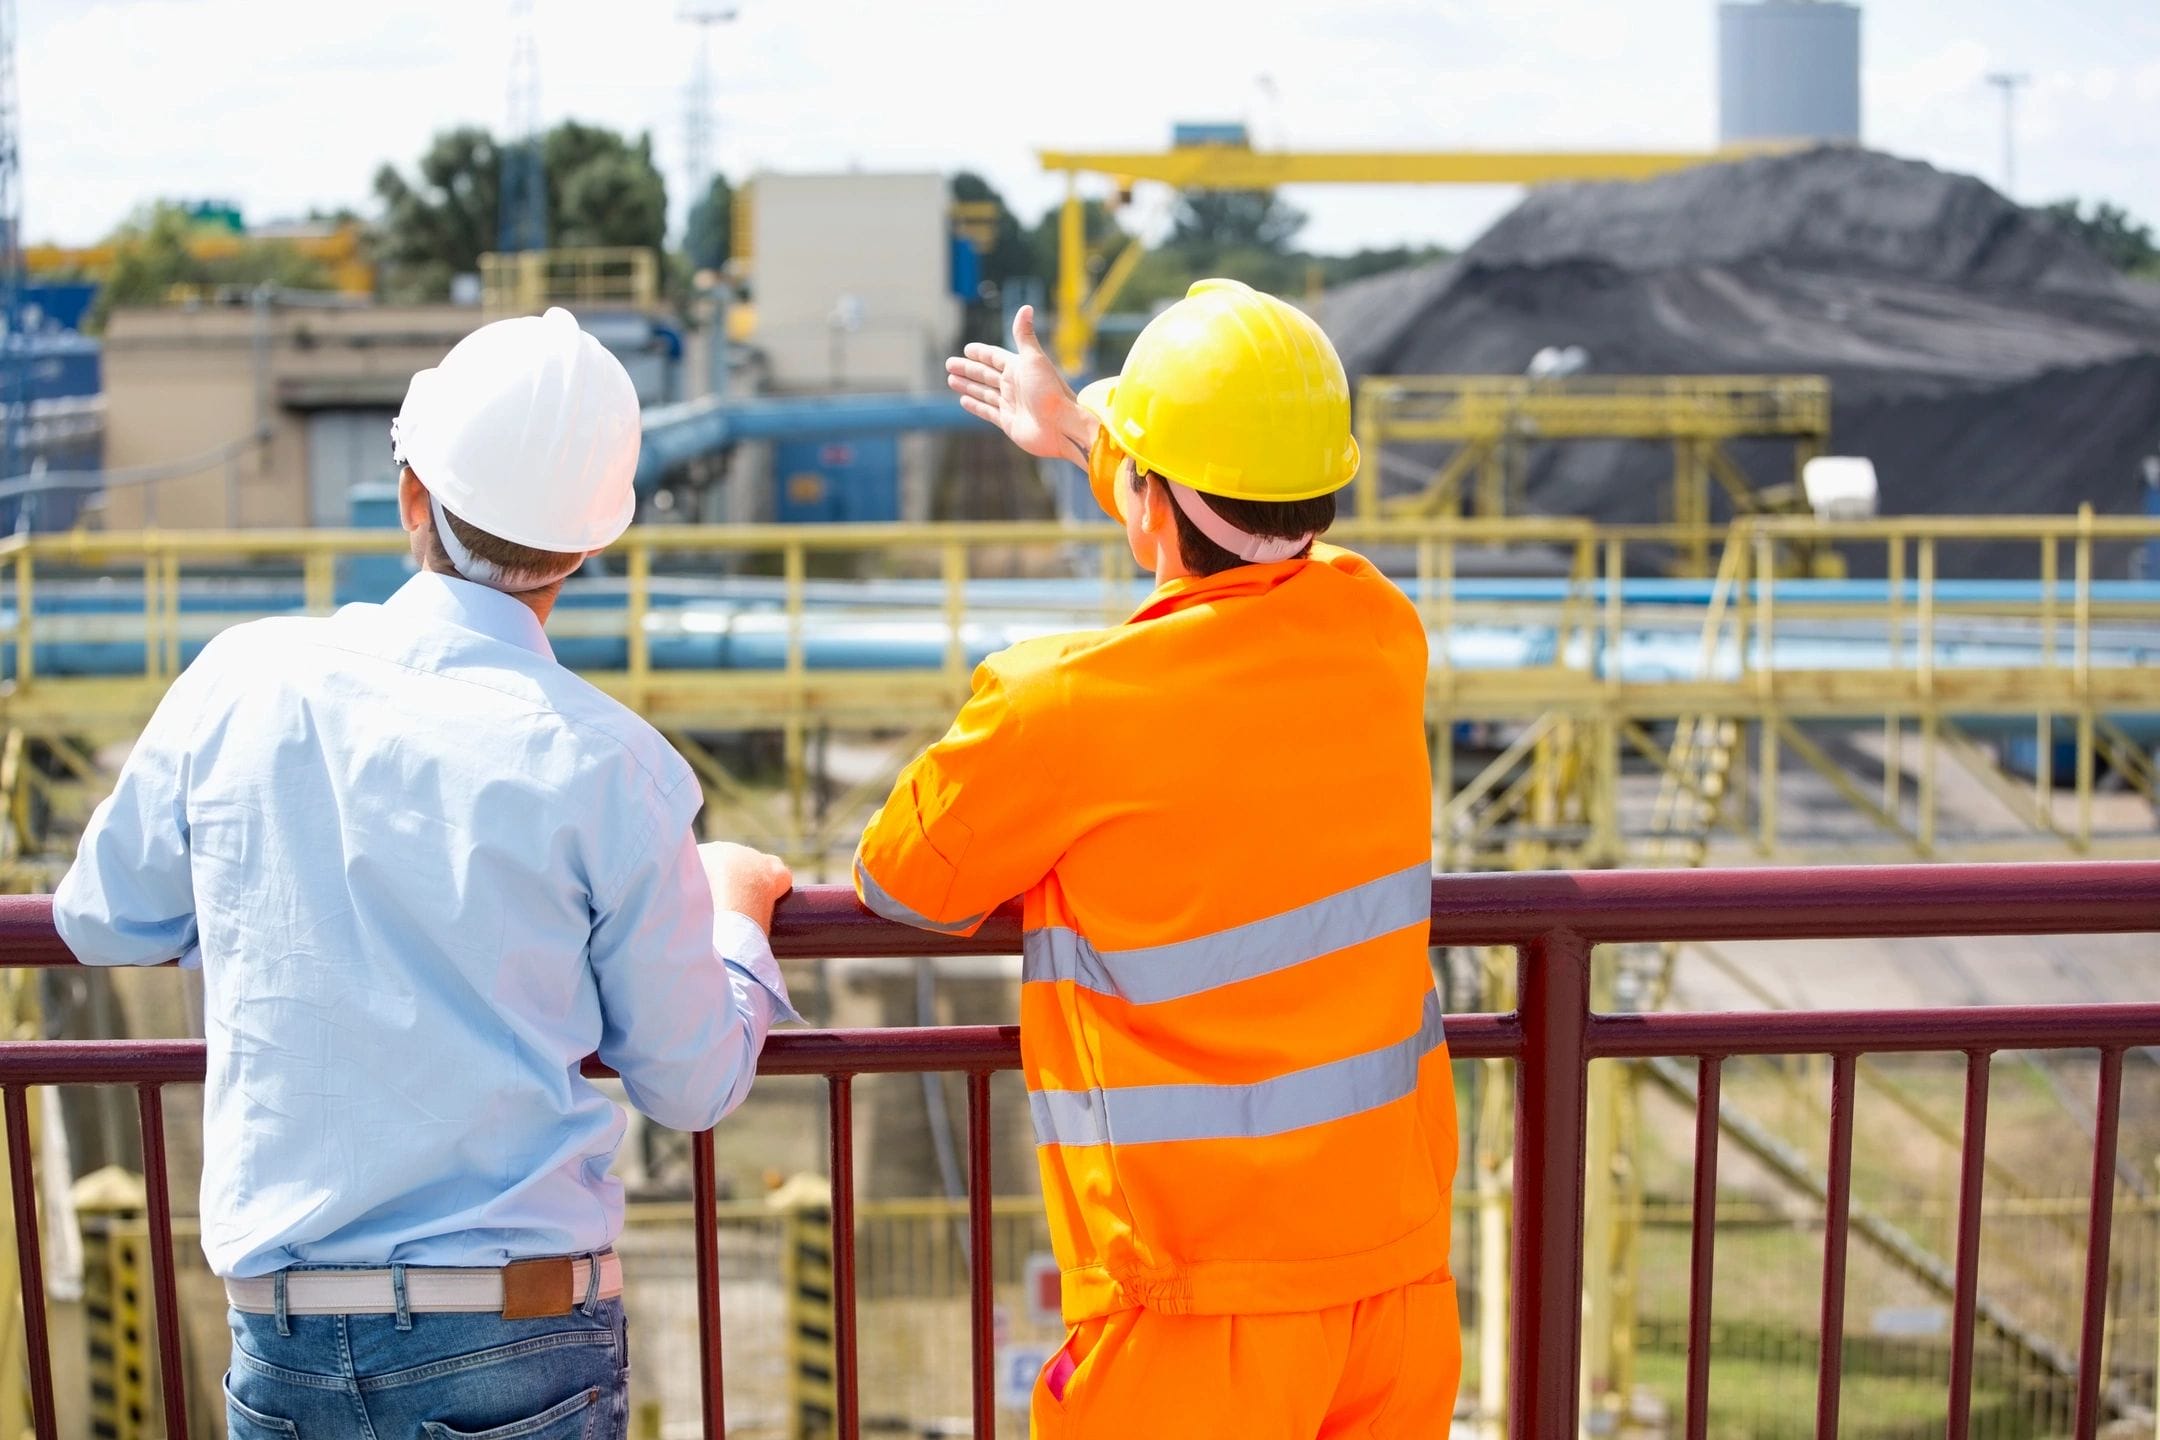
[53,650,216,969]
[589,826,801,1133]
[854,654,1074,936]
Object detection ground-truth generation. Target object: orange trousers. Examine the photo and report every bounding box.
[1031,1273,1460,1439]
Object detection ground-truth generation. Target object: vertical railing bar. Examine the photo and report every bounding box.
[2073,509,2094,852]
[626,541,651,714]
[13,550,33,689]
[2038,538,2058,820]
[163,551,182,677]
[1918,538,1938,856]
[942,542,969,694]
[134,1085,190,1440]
[2071,1047,2124,1440]
[1814,1052,1858,1440]
[1943,1049,1992,1440]
[1683,1055,1722,1440]
[966,1072,996,1438]
[3,1087,56,1440]
[1510,929,1592,1440]
[690,1127,727,1440]
[1884,538,1904,822]
[830,1073,860,1440]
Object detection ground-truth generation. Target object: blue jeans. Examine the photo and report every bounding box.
[225,1288,628,1439]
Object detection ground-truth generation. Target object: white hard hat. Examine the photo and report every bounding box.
[391,307,641,555]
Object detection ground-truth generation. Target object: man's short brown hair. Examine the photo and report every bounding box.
[1129,467,1337,577]
[410,469,584,587]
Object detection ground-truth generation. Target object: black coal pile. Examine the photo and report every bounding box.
[1322,147,2160,576]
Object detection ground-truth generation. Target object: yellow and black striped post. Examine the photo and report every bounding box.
[772,1174,837,1440]
[72,1167,147,1440]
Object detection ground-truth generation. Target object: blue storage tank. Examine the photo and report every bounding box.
[774,436,900,523]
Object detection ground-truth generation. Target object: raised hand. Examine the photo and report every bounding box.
[943,306,1097,465]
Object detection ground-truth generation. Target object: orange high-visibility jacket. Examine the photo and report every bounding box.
[855,544,1454,1322]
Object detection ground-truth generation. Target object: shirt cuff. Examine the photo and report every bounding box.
[714,909,804,1026]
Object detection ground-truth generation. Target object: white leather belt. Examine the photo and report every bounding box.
[226,1251,622,1317]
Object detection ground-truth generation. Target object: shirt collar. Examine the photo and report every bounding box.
[1126,554,1310,626]
[382,569,556,662]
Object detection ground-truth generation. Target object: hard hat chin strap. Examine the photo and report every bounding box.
[429,493,579,594]
[1161,478,1314,565]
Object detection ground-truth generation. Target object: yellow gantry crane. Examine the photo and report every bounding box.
[1037,131,1756,374]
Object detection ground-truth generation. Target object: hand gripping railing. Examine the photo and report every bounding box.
[0,861,2155,1439]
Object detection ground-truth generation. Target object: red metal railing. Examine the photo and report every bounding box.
[0,860,2156,1439]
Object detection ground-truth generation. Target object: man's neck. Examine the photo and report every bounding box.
[423,562,560,625]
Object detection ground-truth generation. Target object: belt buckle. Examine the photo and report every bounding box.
[499,1257,575,1319]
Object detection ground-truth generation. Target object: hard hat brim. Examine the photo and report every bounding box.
[1076,379,1124,522]
[1076,376,1359,506]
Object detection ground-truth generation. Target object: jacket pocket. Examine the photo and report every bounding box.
[422,1384,603,1439]
[223,1371,301,1439]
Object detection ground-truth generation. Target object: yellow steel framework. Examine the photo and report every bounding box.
[479,246,661,317]
[1037,144,1753,373]
[1356,374,1833,574]
[1,512,2155,884]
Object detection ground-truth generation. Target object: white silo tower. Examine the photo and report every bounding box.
[1718,0,1862,146]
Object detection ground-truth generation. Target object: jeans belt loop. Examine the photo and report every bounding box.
[392,1263,412,1331]
[579,1252,602,1317]
[272,1271,290,1337]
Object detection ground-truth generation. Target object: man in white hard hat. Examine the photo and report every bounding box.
[54,308,797,1439]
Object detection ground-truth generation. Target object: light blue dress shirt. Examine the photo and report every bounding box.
[55,570,797,1278]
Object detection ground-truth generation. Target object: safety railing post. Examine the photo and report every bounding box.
[626,541,651,714]
[941,542,968,697]
[2074,506,2094,852]
[12,551,30,689]
[1885,537,1904,822]
[1510,928,1592,1440]
[1918,538,1938,857]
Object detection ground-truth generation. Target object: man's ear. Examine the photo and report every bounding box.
[1137,473,1177,538]
[397,468,429,534]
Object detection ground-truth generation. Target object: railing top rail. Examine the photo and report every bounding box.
[2,863,2153,972]
[2,515,2153,566]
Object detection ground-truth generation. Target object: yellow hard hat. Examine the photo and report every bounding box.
[1076,278,1359,505]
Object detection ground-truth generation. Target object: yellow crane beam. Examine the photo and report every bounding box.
[1037,145,1749,373]
[1038,148,1733,189]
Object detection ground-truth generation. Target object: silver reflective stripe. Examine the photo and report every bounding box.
[1022,863,1430,1005]
[853,857,986,936]
[1029,989,1444,1148]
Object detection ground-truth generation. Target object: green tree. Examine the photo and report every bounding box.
[1167,189,1306,259]
[1026,197,1127,284]
[543,122,668,251]
[373,126,502,301]
[685,174,733,273]
[1316,244,1453,287]
[2043,199,2160,276]
[373,122,670,300]
[94,203,333,326]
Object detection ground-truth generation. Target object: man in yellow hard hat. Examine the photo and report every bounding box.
[854,282,1460,1437]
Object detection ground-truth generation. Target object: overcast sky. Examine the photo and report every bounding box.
[21,0,2160,254]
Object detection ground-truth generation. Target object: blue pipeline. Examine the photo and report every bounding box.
[633,392,979,494]
[4,571,2158,742]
